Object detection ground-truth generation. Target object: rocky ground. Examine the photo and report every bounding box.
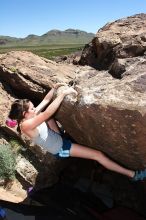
[0,179,27,203]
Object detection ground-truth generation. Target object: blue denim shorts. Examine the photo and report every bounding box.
[55,138,72,158]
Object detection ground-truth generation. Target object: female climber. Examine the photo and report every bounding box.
[6,83,146,181]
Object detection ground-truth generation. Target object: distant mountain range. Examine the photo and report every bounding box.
[0,29,95,47]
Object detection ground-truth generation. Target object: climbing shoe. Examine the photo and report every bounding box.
[132,169,146,181]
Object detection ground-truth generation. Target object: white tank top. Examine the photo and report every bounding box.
[32,122,63,155]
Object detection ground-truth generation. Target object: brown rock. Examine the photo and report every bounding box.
[0,51,76,100]
[79,14,146,75]
[56,65,146,170]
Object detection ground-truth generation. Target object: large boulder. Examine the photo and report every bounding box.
[57,64,146,170]
[79,13,146,77]
[0,51,76,101]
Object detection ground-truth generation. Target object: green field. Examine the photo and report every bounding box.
[0,44,84,60]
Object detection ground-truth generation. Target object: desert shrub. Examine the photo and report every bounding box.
[9,138,22,154]
[0,144,16,180]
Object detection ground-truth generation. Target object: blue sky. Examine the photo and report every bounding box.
[1,0,146,37]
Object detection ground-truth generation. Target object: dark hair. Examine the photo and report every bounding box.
[8,99,30,133]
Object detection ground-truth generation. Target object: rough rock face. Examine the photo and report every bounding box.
[79,13,146,78]
[57,65,146,170]
[0,51,76,101]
